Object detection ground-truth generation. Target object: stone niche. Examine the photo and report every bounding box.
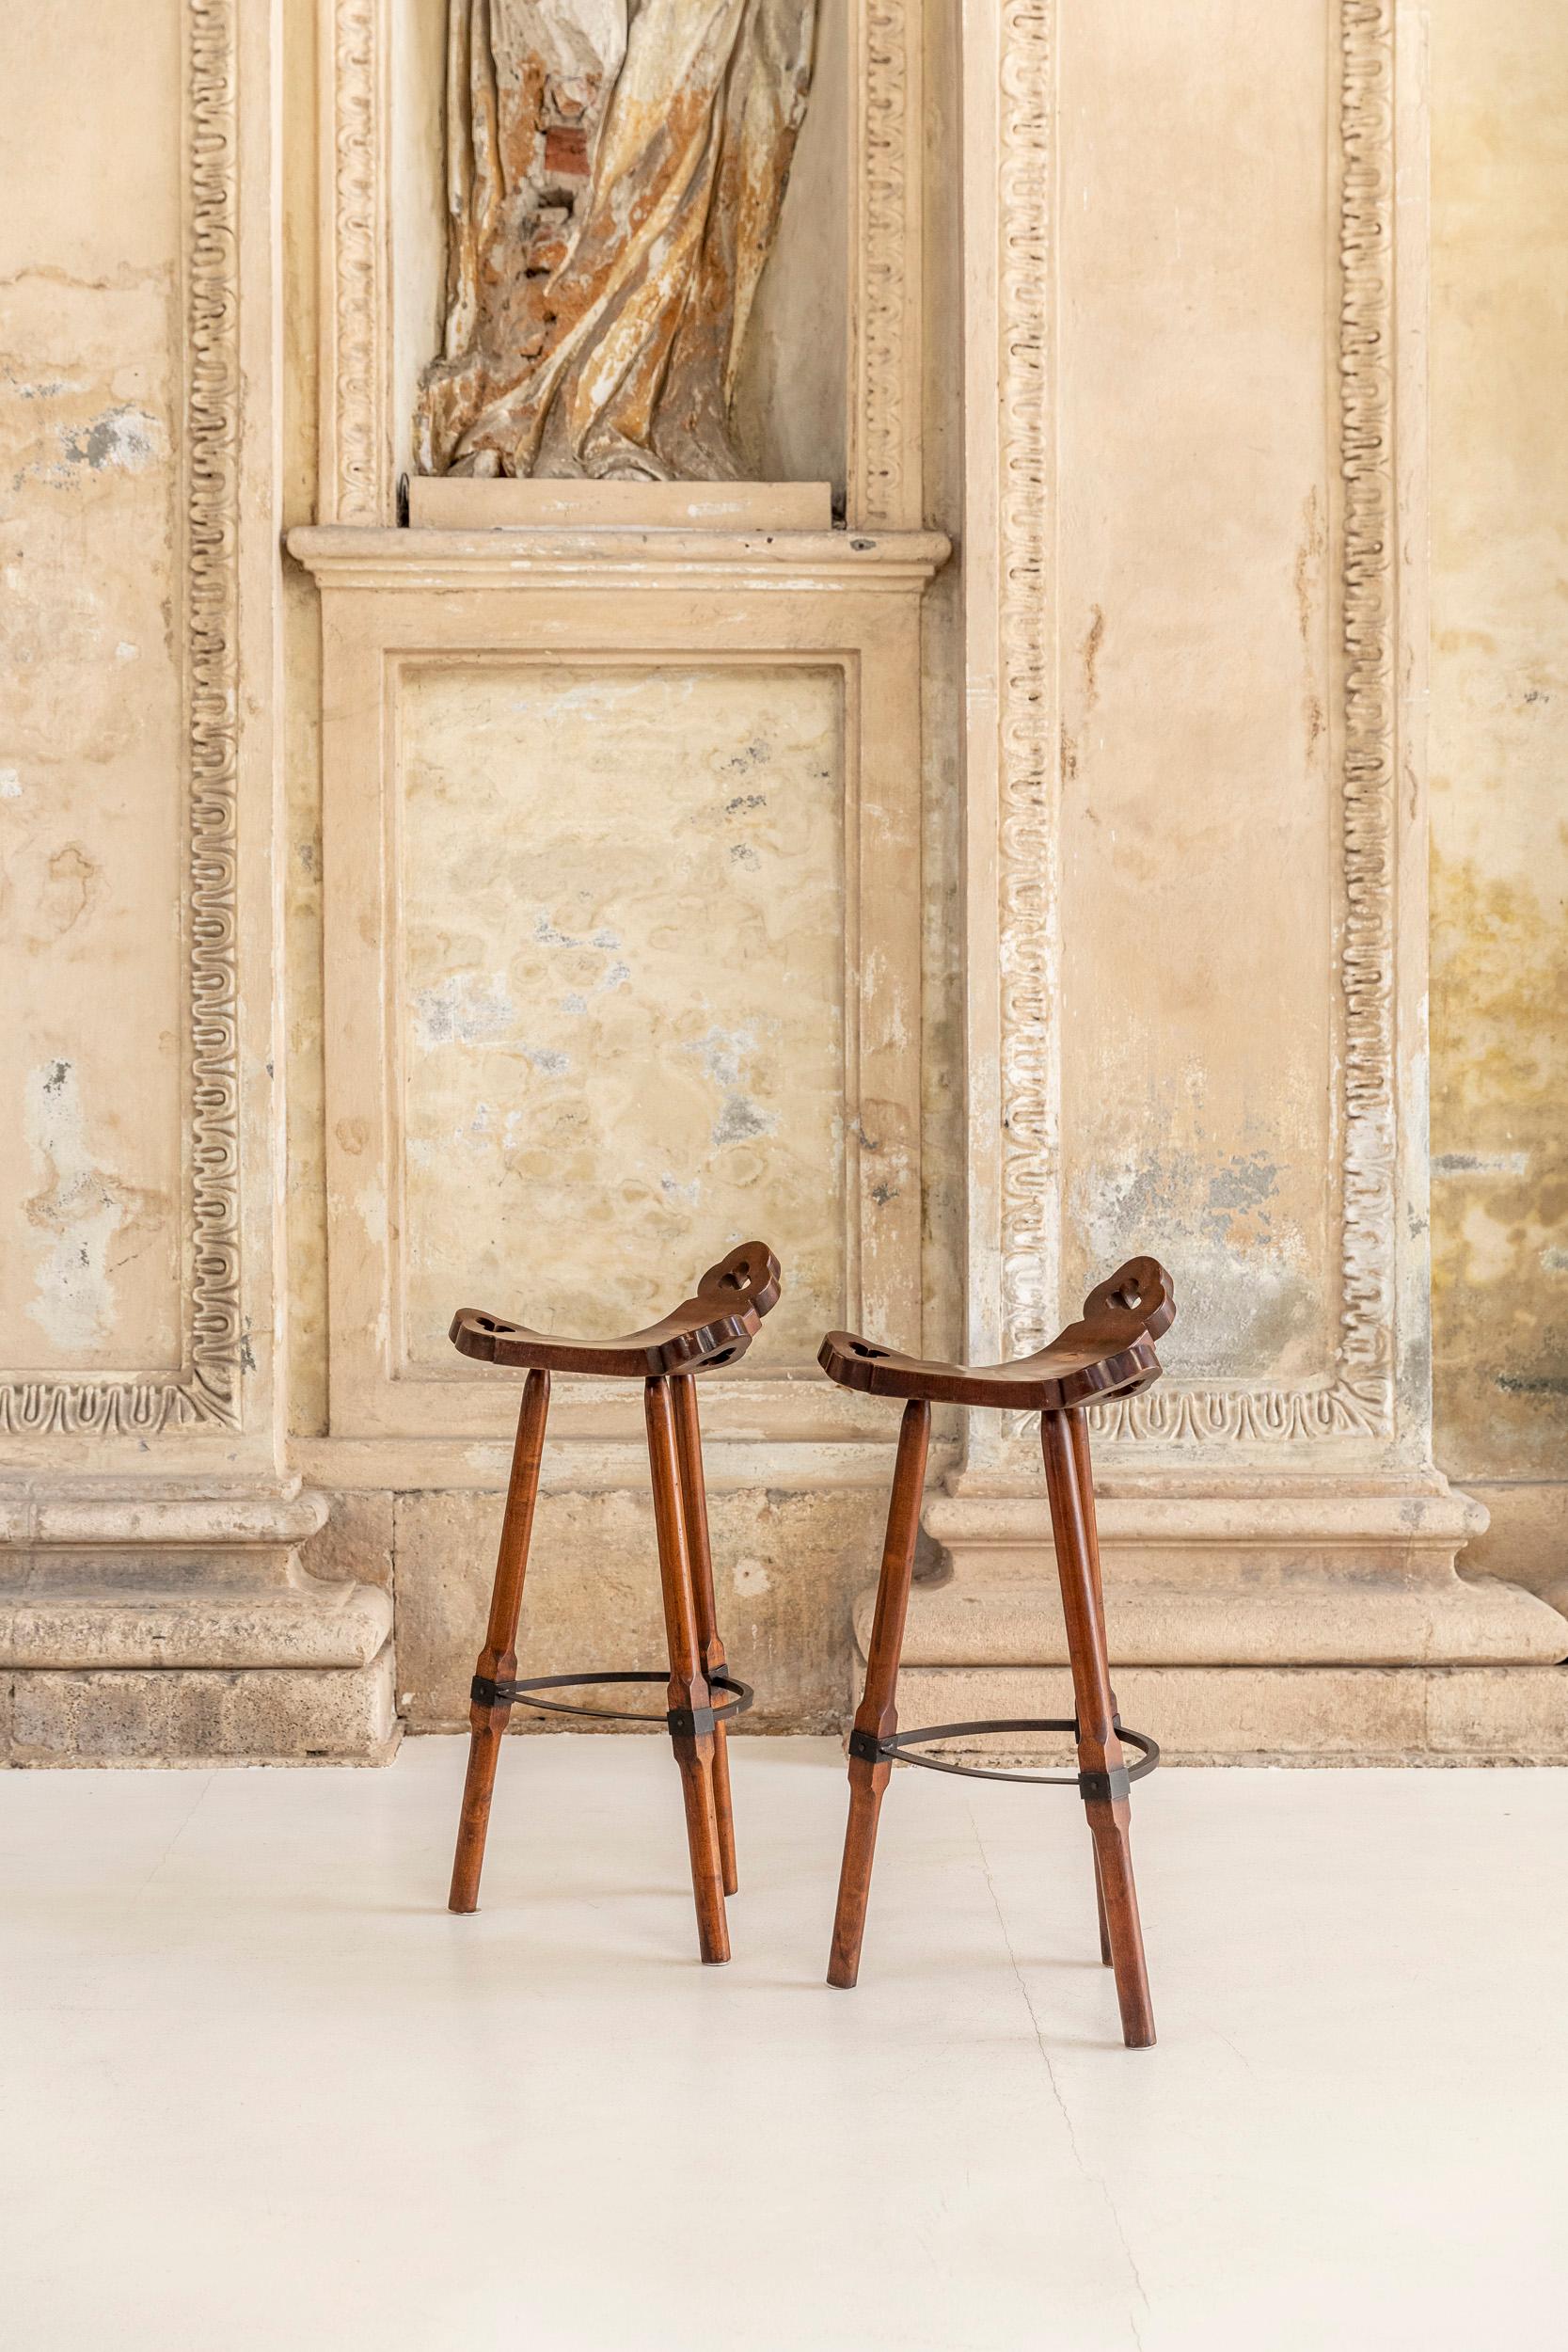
[340,0,860,516]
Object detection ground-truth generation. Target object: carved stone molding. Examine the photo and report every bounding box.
[994,0,1059,1399]
[990,0,1402,1450]
[319,0,388,523]
[847,0,923,529]
[0,0,244,1440]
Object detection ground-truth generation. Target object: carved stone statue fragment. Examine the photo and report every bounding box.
[417,0,816,483]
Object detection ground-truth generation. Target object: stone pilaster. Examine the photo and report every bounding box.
[890,0,1568,1759]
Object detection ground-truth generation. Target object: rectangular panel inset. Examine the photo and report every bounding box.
[396,661,846,1371]
[1056,0,1336,1385]
[0,1,185,1376]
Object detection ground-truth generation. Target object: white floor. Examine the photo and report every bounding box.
[4,1737,1564,2351]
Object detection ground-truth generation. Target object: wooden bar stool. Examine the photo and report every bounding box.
[446,1242,782,1964]
[819,1257,1175,2045]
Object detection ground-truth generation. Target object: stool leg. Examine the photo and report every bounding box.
[828,1398,931,1989]
[449,1369,550,1915]
[646,1376,730,1964]
[1070,1408,1117,1970]
[1092,1848,1113,1967]
[673,1375,737,1897]
[1041,1407,1154,2046]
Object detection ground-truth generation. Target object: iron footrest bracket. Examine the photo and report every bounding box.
[848,1714,1158,1801]
[472,1667,753,1742]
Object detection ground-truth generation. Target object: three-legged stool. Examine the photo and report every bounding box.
[819,1257,1175,2045]
[446,1242,782,1963]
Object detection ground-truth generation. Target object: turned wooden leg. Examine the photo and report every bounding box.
[1070,1408,1117,1971]
[673,1375,737,1898]
[1041,1407,1154,2046]
[449,1369,550,1915]
[828,1398,931,1989]
[646,1376,730,1964]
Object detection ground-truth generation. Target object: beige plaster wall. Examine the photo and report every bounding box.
[1430,0,1568,1597]
[396,660,847,1365]
[1055,0,1336,1392]
[0,7,186,1380]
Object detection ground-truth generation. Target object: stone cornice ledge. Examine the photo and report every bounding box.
[286,523,952,594]
[0,1481,328,1550]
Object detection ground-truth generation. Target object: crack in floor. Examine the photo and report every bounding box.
[969,1799,1150,2343]
[124,1773,215,1912]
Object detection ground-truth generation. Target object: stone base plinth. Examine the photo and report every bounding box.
[3,1661,398,1768]
[883,1478,1568,1764]
[884,1661,1568,1766]
[0,1485,398,1767]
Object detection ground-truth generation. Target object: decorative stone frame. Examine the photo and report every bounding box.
[316,0,925,530]
[0,0,244,1441]
[288,525,947,1449]
[965,0,1421,1461]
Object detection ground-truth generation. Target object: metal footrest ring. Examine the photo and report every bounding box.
[472,1667,753,1742]
[849,1715,1158,1799]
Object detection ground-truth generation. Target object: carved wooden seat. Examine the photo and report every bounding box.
[446,1242,783,1965]
[819,1256,1176,1411]
[819,1256,1175,2046]
[450,1241,783,1379]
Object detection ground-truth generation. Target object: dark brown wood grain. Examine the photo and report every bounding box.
[451,1241,783,1377]
[445,1242,780,1959]
[827,1398,930,1990]
[646,1375,730,1963]
[673,1373,737,1896]
[1070,1406,1117,1970]
[449,1368,550,1914]
[821,1257,1169,2044]
[818,1256,1174,1411]
[1042,1407,1155,2046]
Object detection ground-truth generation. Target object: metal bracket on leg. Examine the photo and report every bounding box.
[850,1715,1157,1795]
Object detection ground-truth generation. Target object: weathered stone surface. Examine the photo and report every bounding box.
[1,1654,398,1769]
[394,1481,887,1733]
[1429,0,1568,1534]
[917,1483,1568,1664]
[0,14,185,1393]
[0,1480,396,1762]
[0,1578,391,1672]
[888,1663,1568,1768]
[406,477,832,529]
[1462,1481,1568,1612]
[879,1566,1568,1672]
[397,660,845,1371]
[301,1491,396,1594]
[291,523,937,1456]
[0,1486,328,1555]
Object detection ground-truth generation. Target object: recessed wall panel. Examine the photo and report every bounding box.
[396,661,847,1370]
[1057,0,1337,1385]
[0,2,184,1375]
